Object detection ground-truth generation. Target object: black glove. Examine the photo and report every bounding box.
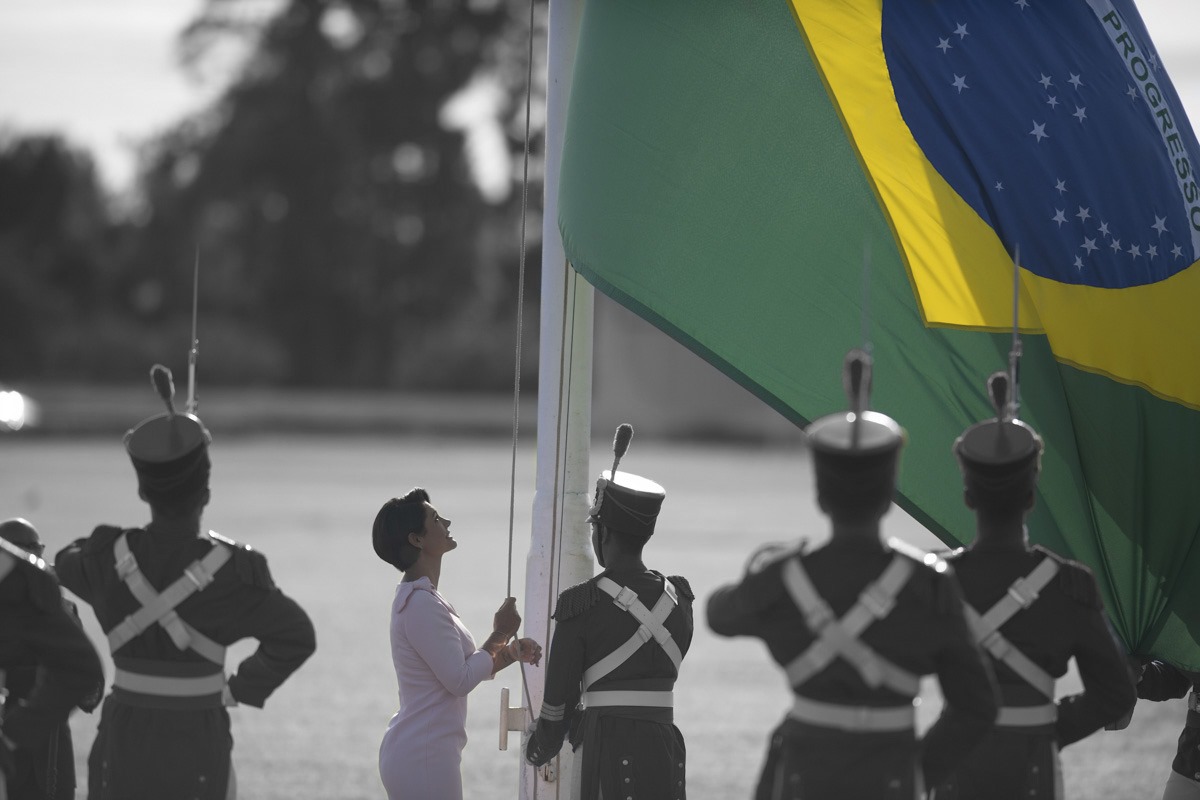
[524,728,555,767]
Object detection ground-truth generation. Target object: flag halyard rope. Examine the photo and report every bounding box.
[509,0,546,736]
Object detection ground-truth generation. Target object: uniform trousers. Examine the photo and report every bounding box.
[754,719,922,800]
[929,730,1061,800]
[87,697,236,800]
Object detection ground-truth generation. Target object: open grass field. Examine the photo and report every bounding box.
[0,433,1181,798]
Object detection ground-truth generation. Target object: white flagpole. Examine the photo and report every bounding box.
[522,0,590,797]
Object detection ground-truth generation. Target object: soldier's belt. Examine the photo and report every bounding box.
[110,657,226,709]
[787,694,915,732]
[582,690,673,708]
[114,667,225,697]
[995,703,1057,727]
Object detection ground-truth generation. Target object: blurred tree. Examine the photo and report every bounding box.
[126,0,546,389]
[0,132,128,379]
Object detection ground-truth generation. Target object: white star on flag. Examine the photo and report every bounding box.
[937,37,952,53]
[1038,74,1053,90]
[954,22,969,39]
[1082,238,1098,254]
[1073,106,1087,123]
[1068,73,1084,89]
[1030,121,1049,142]
[952,75,969,93]
[1055,179,1068,194]
[1152,215,1168,235]
[1076,207,1091,222]
[1052,209,1068,227]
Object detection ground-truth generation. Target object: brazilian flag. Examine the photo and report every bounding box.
[558,0,1200,669]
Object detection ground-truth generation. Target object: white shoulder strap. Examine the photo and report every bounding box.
[582,576,682,690]
[966,556,1060,698]
[980,556,1060,631]
[782,554,920,696]
[106,533,232,664]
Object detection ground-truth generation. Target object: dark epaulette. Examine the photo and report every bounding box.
[744,541,803,576]
[887,536,960,616]
[1034,545,1102,609]
[79,525,126,556]
[207,530,276,590]
[551,578,602,622]
[667,575,694,602]
[0,537,62,613]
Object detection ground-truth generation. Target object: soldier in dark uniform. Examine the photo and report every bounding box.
[1,533,104,800]
[525,424,693,800]
[1133,661,1200,798]
[706,349,999,799]
[0,518,102,800]
[54,365,317,800]
[929,371,1136,799]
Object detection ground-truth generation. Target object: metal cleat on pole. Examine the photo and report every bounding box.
[498,687,526,751]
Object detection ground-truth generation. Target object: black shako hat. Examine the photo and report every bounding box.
[804,349,905,510]
[587,424,664,540]
[124,365,212,510]
[0,517,43,555]
[953,371,1043,497]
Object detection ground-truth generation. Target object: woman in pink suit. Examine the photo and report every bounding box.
[373,488,541,800]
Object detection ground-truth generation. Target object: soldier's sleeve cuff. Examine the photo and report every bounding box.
[539,701,567,723]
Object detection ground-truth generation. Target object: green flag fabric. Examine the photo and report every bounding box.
[558,0,1200,669]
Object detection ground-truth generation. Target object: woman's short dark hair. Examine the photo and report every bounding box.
[372,488,430,572]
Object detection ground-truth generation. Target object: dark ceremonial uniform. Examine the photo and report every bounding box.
[930,371,1135,800]
[56,525,316,799]
[526,440,693,800]
[53,368,316,800]
[0,519,102,800]
[931,545,1136,799]
[0,538,104,799]
[707,351,998,800]
[1,597,100,800]
[1136,662,1200,793]
[708,538,996,799]
[527,569,694,800]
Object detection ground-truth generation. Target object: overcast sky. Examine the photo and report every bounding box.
[0,0,1198,192]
